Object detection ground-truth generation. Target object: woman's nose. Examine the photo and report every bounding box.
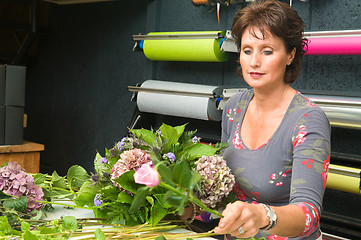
[250,53,260,68]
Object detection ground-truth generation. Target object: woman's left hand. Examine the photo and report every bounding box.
[213,201,267,238]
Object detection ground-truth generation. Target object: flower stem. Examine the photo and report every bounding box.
[159,182,223,218]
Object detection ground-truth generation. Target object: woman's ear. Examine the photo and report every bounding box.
[287,47,296,66]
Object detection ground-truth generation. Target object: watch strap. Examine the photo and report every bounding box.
[259,203,277,231]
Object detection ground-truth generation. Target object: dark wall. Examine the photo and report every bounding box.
[25,0,149,174]
[24,0,361,229]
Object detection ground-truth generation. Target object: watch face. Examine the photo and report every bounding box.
[270,209,277,221]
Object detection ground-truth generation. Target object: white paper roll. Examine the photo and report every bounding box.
[137,80,221,121]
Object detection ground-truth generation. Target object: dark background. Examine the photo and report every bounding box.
[1,0,360,238]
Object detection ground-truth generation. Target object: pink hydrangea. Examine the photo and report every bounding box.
[0,162,44,212]
[194,155,235,208]
[111,148,151,190]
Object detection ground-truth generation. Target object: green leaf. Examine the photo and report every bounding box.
[174,123,187,137]
[131,128,157,146]
[159,123,180,147]
[3,196,28,213]
[154,193,173,209]
[21,221,31,232]
[0,190,12,200]
[67,165,90,190]
[23,230,38,240]
[74,180,98,207]
[61,216,78,232]
[94,152,112,175]
[95,228,106,240]
[155,235,167,240]
[32,173,47,185]
[39,225,56,234]
[173,160,192,189]
[113,170,142,194]
[149,197,169,226]
[189,171,202,192]
[129,186,150,213]
[163,192,184,209]
[101,186,120,202]
[74,190,95,207]
[146,196,154,206]
[117,192,133,204]
[30,209,43,220]
[156,162,174,184]
[51,171,67,189]
[0,216,11,234]
[180,143,218,160]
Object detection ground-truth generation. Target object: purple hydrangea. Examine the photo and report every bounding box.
[164,152,176,163]
[0,162,44,212]
[94,194,102,206]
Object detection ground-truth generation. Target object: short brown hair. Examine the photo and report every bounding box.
[231,0,308,84]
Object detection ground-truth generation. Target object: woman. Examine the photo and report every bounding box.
[214,0,331,239]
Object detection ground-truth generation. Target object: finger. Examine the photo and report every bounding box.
[229,225,246,238]
[218,202,245,229]
[214,213,243,234]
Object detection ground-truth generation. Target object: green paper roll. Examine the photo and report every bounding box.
[143,31,230,62]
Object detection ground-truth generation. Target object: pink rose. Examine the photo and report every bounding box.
[134,163,160,188]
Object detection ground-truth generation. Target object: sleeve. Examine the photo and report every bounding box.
[221,99,231,143]
[290,108,331,237]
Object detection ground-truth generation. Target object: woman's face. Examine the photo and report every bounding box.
[239,27,295,90]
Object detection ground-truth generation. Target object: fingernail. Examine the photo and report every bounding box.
[219,222,225,228]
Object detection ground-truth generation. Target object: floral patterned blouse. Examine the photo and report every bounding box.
[221,89,331,240]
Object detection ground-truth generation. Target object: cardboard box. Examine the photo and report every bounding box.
[0,65,26,107]
[0,141,44,173]
[0,106,24,145]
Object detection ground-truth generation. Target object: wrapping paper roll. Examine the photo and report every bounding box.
[327,164,361,194]
[327,173,360,194]
[142,31,230,62]
[305,37,361,55]
[137,80,222,121]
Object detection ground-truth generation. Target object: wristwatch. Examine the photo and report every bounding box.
[259,203,277,231]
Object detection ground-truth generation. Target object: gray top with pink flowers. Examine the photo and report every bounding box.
[221,89,331,240]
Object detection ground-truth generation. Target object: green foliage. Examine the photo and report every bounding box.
[1,123,231,239]
[67,165,90,190]
[3,195,28,213]
[61,216,78,232]
[94,228,106,240]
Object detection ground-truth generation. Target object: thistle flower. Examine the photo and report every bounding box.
[194,155,235,209]
[109,137,134,157]
[0,162,44,212]
[111,148,151,190]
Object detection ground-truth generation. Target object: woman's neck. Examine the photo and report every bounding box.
[252,84,296,113]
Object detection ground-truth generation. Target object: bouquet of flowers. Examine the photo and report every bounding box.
[74,123,236,226]
[1,123,244,239]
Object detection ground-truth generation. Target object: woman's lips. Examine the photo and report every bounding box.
[249,72,264,78]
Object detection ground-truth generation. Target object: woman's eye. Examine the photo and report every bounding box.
[264,50,273,55]
[243,50,251,55]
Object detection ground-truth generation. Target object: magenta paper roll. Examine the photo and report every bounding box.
[305,37,361,55]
